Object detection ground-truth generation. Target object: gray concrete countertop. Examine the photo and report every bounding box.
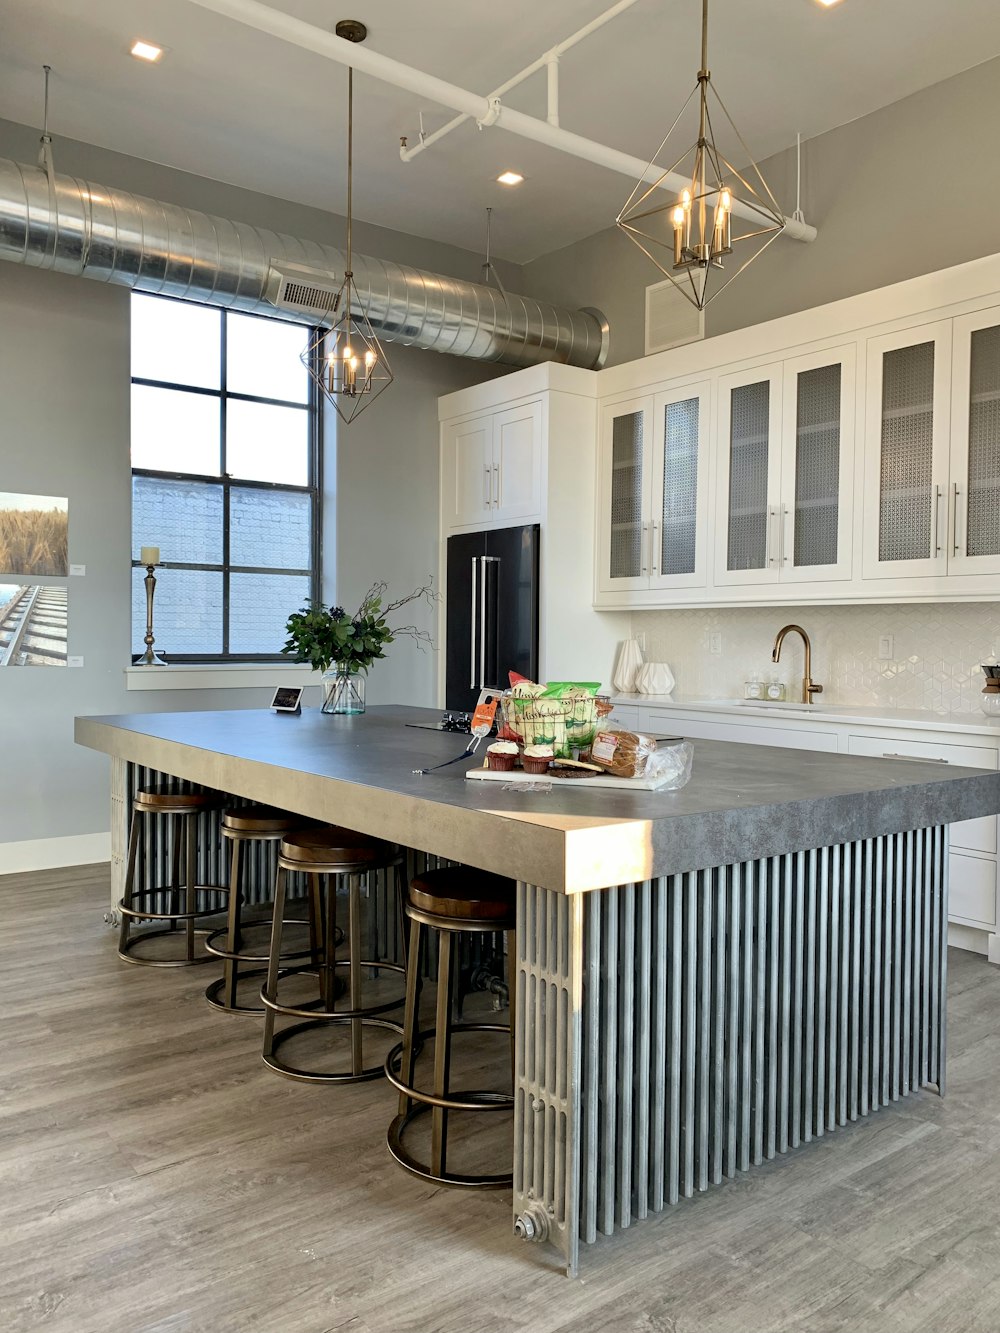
[75,705,1000,894]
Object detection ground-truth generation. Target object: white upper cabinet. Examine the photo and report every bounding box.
[862,321,952,580]
[442,399,543,530]
[715,347,855,588]
[715,367,783,586]
[596,382,711,597]
[949,307,1000,577]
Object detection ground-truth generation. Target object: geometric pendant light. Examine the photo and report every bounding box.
[302,20,392,424]
[616,0,785,311]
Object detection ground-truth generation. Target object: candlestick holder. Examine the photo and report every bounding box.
[135,563,167,666]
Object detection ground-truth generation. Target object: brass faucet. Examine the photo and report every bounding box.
[772,624,824,705]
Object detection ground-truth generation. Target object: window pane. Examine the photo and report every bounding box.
[230,487,311,570]
[132,567,222,656]
[229,572,311,654]
[227,312,309,404]
[226,399,308,484]
[131,385,221,475]
[132,476,224,565]
[131,294,220,389]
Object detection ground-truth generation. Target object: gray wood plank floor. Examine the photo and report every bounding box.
[3,865,1000,1333]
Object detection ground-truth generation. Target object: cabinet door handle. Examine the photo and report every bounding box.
[641,522,649,575]
[651,520,659,575]
[952,482,961,557]
[881,752,949,763]
[767,507,778,567]
[469,557,478,688]
[493,462,500,508]
[780,503,789,566]
[932,484,943,555]
[483,463,492,508]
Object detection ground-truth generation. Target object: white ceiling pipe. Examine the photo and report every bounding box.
[184,0,817,243]
[401,0,641,161]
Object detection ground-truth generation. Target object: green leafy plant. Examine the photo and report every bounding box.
[282,579,437,675]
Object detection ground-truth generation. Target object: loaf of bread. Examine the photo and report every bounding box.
[589,728,657,779]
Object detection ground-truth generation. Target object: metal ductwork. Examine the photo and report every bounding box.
[0,157,609,370]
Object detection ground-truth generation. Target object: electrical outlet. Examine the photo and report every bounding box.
[877,634,894,661]
[69,564,86,576]
[709,632,722,656]
[68,655,84,668]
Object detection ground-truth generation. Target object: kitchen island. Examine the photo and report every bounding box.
[76,705,1000,1275]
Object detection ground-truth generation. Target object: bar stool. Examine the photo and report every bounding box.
[385,865,516,1189]
[118,787,226,966]
[204,805,316,1015]
[261,826,407,1083]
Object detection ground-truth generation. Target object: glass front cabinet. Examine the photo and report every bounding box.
[715,347,855,587]
[949,307,1000,578]
[596,382,711,597]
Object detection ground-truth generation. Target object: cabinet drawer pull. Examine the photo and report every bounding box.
[881,751,949,763]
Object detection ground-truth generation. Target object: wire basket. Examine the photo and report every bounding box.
[497,691,611,758]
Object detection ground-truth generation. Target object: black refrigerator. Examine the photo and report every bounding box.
[445,523,540,713]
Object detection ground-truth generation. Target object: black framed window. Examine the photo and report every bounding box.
[129,293,321,661]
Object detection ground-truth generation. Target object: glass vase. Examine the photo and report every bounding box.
[321,663,366,715]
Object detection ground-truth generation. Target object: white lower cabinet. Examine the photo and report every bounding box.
[615,702,1000,948]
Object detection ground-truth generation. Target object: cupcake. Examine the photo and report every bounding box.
[486,740,519,771]
[522,744,553,774]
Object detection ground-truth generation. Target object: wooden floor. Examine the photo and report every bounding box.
[4,866,1000,1333]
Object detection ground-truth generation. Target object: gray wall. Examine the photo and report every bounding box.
[523,56,1000,363]
[0,119,515,861]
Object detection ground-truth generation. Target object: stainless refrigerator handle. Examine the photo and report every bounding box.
[469,556,478,688]
[479,556,488,689]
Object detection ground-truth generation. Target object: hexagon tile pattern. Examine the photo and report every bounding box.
[632,602,1000,715]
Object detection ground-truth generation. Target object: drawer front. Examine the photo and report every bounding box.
[604,704,641,732]
[950,852,997,930]
[650,714,839,753]
[847,733,998,853]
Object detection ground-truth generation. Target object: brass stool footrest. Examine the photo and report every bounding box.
[387,1101,514,1190]
[263,1014,405,1084]
[203,919,331,966]
[260,958,406,1022]
[118,887,228,924]
[385,1024,515,1112]
[204,966,329,1016]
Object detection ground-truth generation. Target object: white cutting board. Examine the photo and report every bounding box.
[466,765,674,792]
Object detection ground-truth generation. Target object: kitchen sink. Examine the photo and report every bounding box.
[690,699,859,715]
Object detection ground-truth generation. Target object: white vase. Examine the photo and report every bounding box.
[612,638,645,694]
[634,662,675,696]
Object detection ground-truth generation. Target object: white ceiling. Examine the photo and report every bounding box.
[2,0,1000,263]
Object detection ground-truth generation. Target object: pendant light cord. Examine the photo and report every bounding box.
[346,66,353,277]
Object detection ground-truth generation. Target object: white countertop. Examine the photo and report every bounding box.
[610,694,1000,739]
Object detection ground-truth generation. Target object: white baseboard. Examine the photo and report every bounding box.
[0,831,111,876]
[948,920,990,957]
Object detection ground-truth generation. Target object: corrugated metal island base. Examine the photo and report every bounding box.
[514,831,947,1274]
[75,707,999,1277]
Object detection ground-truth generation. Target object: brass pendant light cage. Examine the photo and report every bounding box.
[302,24,392,425]
[616,0,785,312]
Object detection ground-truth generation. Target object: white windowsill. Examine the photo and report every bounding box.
[124,663,319,692]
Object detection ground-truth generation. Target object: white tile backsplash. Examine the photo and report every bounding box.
[631,603,1000,714]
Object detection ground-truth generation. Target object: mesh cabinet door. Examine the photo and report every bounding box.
[949,308,1000,577]
[862,322,951,581]
[597,396,653,595]
[714,368,782,586]
[778,346,856,585]
[650,382,711,589]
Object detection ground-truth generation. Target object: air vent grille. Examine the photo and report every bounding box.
[644,278,704,356]
[265,262,341,319]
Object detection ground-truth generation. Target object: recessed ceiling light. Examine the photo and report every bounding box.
[496,171,524,187]
[130,40,165,62]
[816,0,844,7]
